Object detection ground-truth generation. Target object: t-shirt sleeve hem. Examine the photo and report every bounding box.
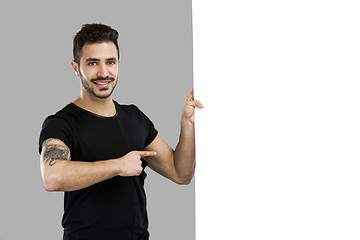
[38,115,72,154]
[144,129,158,148]
[38,137,71,155]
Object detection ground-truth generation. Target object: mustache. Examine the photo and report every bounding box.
[91,77,115,82]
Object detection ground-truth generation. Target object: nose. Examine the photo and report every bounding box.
[97,63,109,78]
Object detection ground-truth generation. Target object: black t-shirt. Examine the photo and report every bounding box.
[39,101,158,240]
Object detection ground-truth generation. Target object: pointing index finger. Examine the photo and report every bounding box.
[137,151,157,157]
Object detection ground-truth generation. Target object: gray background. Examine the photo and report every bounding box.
[0,1,194,239]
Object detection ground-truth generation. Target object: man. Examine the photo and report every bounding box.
[39,23,203,240]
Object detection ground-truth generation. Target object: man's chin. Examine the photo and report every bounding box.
[98,87,109,92]
[94,88,114,99]
[95,93,112,99]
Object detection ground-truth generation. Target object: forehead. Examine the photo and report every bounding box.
[81,42,118,60]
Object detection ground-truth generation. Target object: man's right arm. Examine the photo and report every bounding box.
[40,138,156,192]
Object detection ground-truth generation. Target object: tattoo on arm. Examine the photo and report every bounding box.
[42,142,70,167]
[42,138,58,148]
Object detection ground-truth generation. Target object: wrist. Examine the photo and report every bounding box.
[181,117,194,128]
[114,158,124,176]
[97,159,122,177]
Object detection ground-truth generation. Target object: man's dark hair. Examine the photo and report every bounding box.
[73,23,120,65]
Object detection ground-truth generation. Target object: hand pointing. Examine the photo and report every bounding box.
[117,151,156,176]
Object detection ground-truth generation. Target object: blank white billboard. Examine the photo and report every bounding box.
[193,1,360,239]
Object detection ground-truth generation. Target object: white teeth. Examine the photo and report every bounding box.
[96,82,108,85]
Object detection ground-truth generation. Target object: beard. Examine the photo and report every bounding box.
[80,72,118,99]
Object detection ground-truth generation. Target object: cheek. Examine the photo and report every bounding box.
[80,69,96,79]
[109,68,118,76]
[109,63,119,72]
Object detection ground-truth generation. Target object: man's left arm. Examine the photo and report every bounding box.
[144,89,203,185]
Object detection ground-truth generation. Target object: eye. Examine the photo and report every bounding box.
[107,61,116,65]
[87,62,96,66]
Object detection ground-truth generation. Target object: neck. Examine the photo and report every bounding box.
[73,93,116,117]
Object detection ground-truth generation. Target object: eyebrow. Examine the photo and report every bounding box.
[85,57,117,62]
[85,58,100,62]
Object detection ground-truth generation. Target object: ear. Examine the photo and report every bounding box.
[71,60,80,77]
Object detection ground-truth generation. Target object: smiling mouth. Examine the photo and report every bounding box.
[94,80,111,85]
[91,78,114,88]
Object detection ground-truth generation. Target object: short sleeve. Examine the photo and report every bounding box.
[38,115,72,154]
[130,104,158,148]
